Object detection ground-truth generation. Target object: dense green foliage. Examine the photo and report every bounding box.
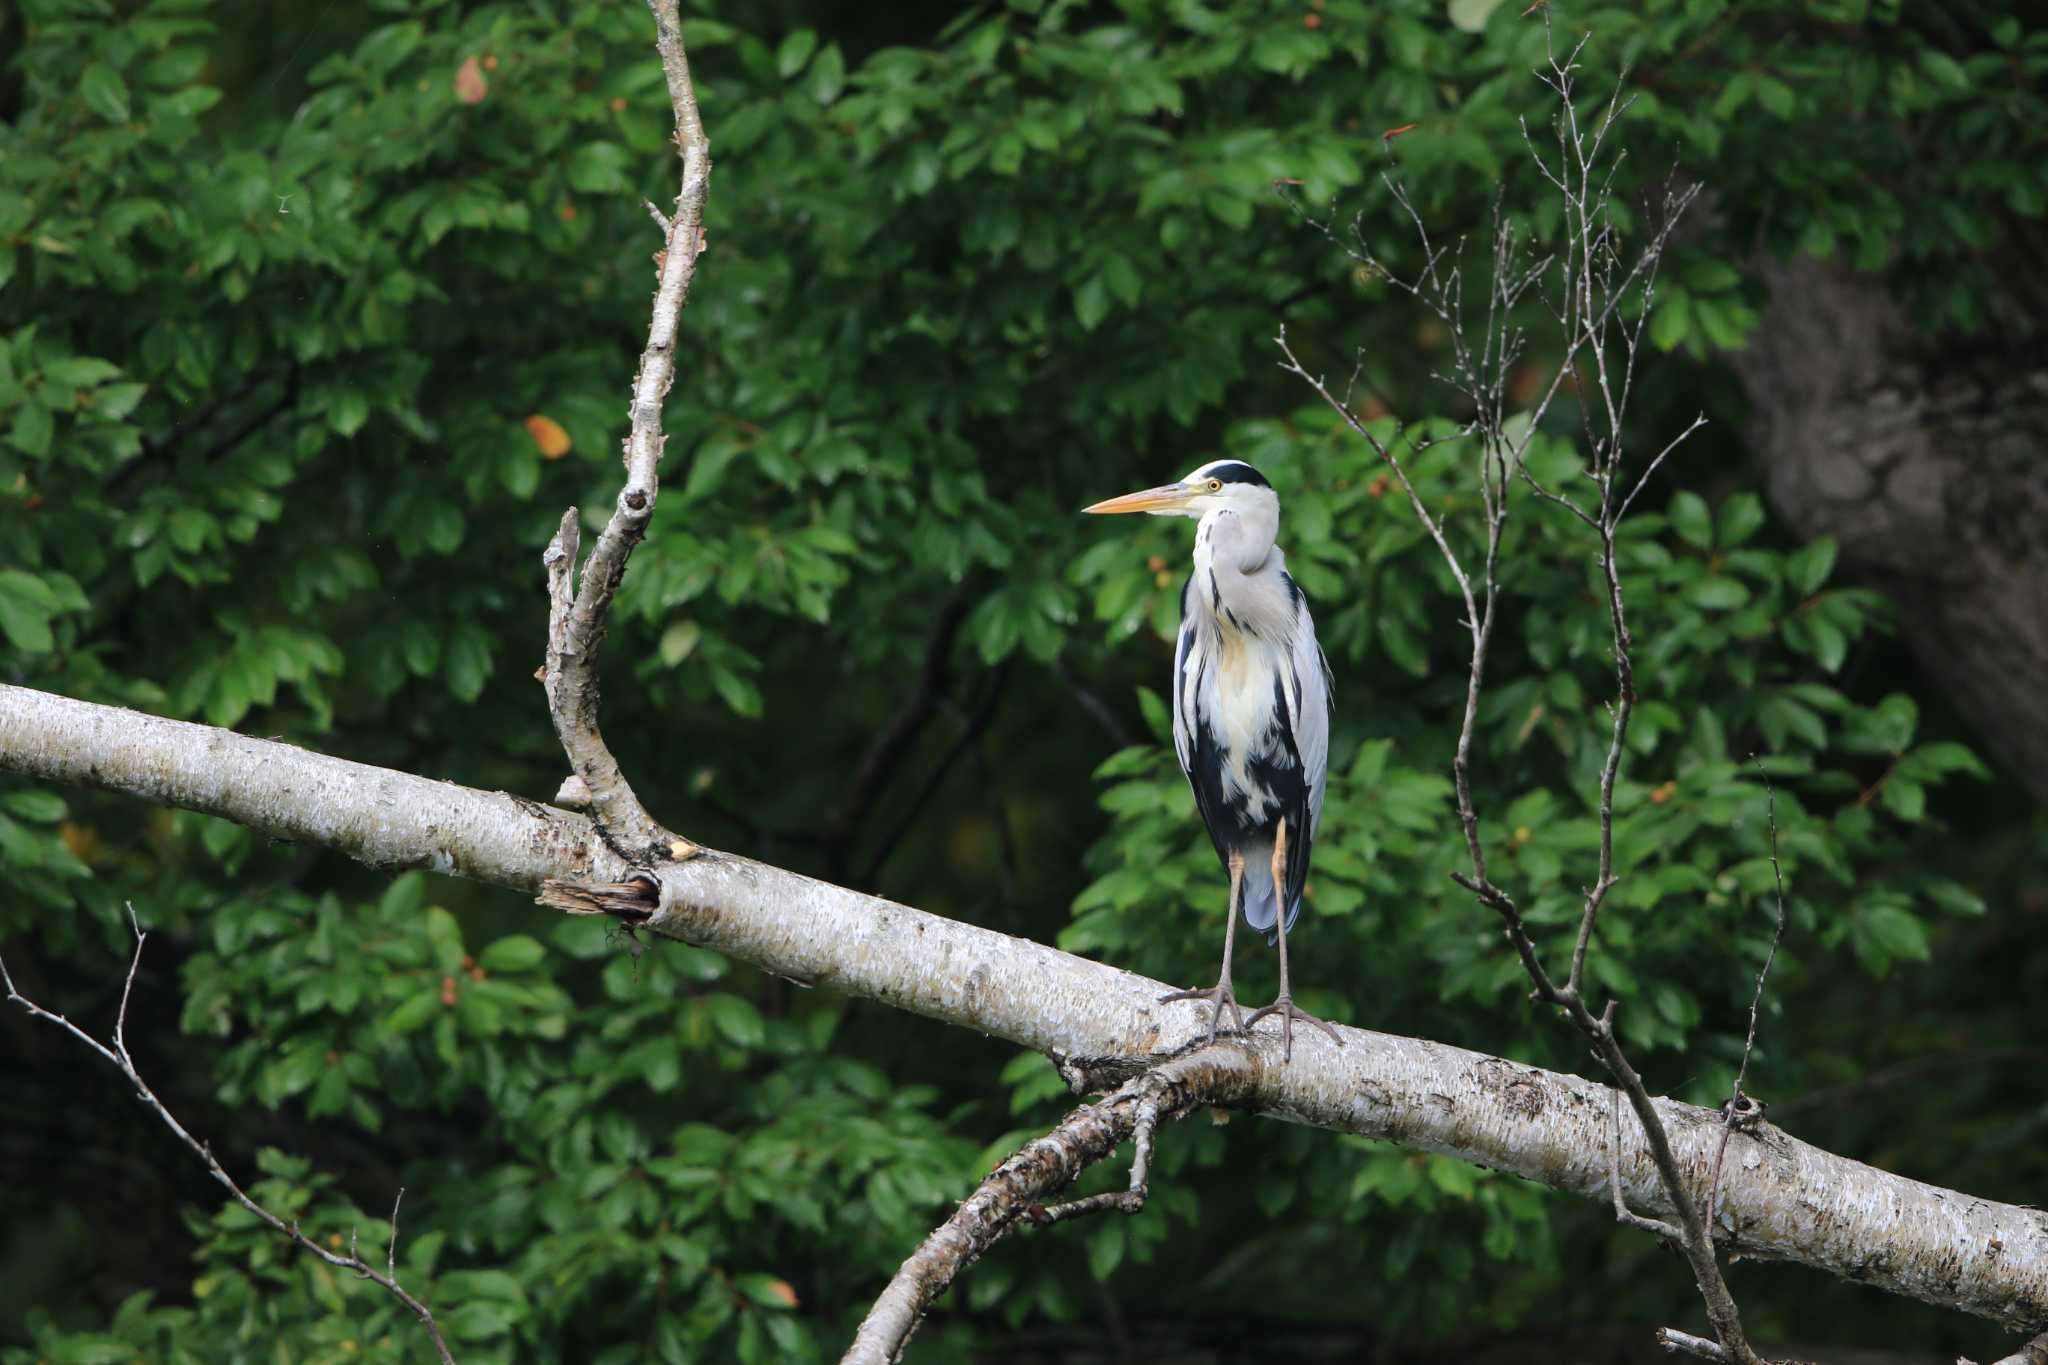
[3,0,2045,1359]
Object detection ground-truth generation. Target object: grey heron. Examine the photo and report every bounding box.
[1085,460,1342,1061]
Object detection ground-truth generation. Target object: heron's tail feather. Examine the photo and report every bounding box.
[1237,841,1302,946]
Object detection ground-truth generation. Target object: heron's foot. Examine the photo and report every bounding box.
[1243,994,1343,1064]
[1157,979,1245,1042]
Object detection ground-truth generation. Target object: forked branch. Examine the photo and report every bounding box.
[540,0,712,863]
[842,1046,1256,1364]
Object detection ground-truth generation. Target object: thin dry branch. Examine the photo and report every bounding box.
[1608,1085,1681,1241]
[539,0,712,863]
[1283,28,1766,1364]
[0,907,455,1365]
[1707,759,1791,1228]
[842,1046,1255,1364]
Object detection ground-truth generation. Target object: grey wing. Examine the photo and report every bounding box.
[1170,579,1196,781]
[1285,597,1333,842]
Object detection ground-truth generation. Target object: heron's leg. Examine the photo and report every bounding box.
[1157,849,1246,1040]
[1245,819,1343,1062]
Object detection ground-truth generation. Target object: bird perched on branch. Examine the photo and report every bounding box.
[1085,460,1341,1060]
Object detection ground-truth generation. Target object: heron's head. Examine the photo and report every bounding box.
[1081,460,1275,520]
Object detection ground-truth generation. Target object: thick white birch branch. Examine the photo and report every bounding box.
[3,680,2047,1331]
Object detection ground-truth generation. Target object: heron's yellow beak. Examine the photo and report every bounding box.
[1081,483,1192,515]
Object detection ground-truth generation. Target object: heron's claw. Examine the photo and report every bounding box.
[1243,993,1342,1064]
[1157,980,1245,1042]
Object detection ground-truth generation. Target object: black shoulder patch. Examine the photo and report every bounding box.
[1195,460,1271,489]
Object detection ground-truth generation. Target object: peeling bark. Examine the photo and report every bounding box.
[3,681,2047,1329]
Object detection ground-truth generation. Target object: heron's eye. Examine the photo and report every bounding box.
[1207,479,1222,492]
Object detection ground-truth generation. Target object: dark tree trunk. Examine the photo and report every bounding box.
[1728,252,2048,802]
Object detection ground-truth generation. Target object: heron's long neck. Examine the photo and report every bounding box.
[1194,505,1278,580]
[1192,507,1288,637]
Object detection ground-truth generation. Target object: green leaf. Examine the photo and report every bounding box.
[403,621,442,676]
[329,388,369,437]
[9,400,53,458]
[447,622,492,701]
[1785,537,1837,595]
[807,43,845,104]
[659,620,702,666]
[0,572,56,652]
[1649,290,1691,351]
[355,21,425,78]
[704,993,765,1049]
[1926,879,1988,917]
[1803,615,1848,673]
[1879,777,1926,822]
[0,790,66,821]
[479,935,546,973]
[1086,1219,1124,1279]
[569,142,633,195]
[1717,493,1765,546]
[1669,492,1712,549]
[1135,686,1170,742]
[1446,0,1506,32]
[1858,903,1932,963]
[383,990,442,1035]
[93,381,148,420]
[42,357,124,389]
[1074,274,1110,331]
[1688,576,1750,611]
[423,905,465,972]
[81,63,132,122]
[712,666,763,717]
[776,30,818,78]
[444,1300,521,1340]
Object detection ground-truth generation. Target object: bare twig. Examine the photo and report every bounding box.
[1284,25,1761,1364]
[1732,761,1789,1101]
[540,0,713,864]
[0,907,456,1365]
[1706,758,1791,1227]
[842,1046,1255,1365]
[1608,1085,1682,1240]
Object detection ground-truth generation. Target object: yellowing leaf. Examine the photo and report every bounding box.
[454,56,488,105]
[524,415,571,459]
